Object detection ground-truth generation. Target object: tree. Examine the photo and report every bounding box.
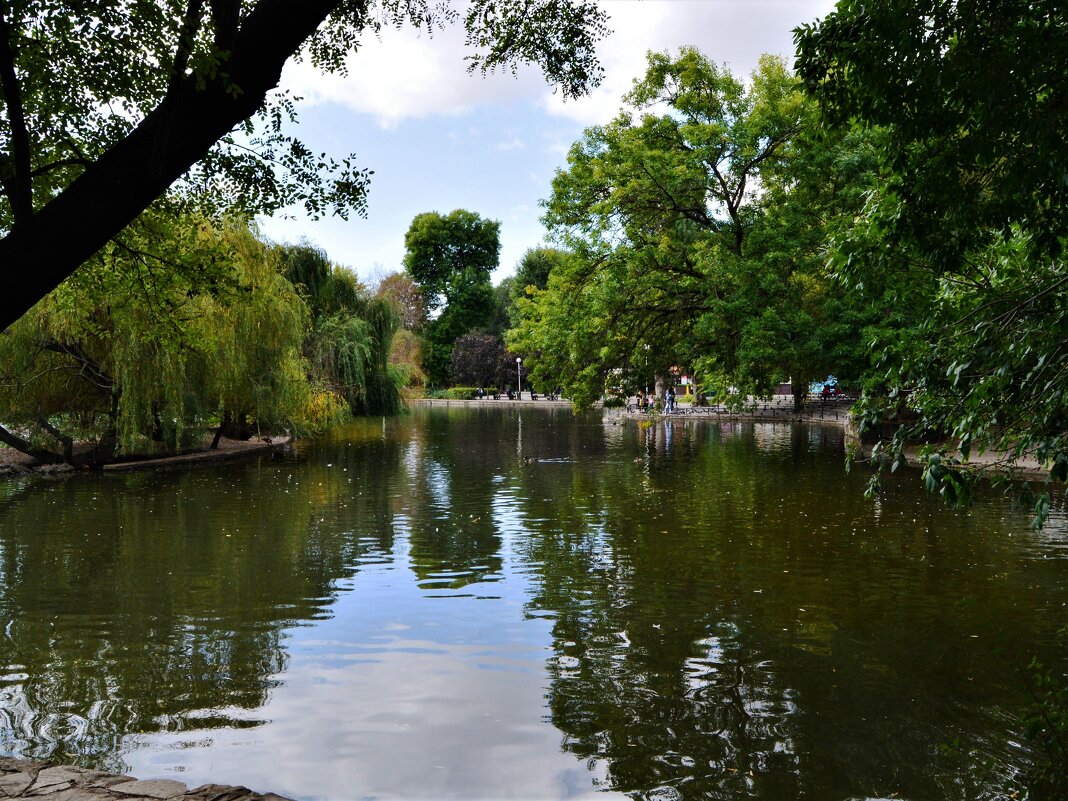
[376,271,428,331]
[515,49,880,409]
[278,243,402,416]
[513,247,565,298]
[795,1,1068,510]
[495,246,570,332]
[795,0,1068,266]
[486,275,517,337]
[403,209,500,385]
[449,332,504,388]
[403,209,501,310]
[0,214,318,464]
[0,0,610,330]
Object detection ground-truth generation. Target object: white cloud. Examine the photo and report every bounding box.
[281,18,547,128]
[495,135,525,151]
[281,1,836,129]
[542,0,838,126]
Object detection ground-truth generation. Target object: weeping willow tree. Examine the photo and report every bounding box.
[0,213,330,465]
[278,244,402,416]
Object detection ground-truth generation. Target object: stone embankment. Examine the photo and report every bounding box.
[0,758,291,801]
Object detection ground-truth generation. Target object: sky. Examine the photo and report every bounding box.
[257,0,837,287]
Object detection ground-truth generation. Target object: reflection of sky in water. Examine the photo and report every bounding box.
[126,541,616,800]
[1,409,1066,801]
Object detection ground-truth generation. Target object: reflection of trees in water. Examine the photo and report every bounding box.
[0,436,406,769]
[517,418,1053,800]
[401,408,523,591]
[399,405,605,593]
[522,513,803,798]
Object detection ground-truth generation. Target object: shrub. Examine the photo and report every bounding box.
[445,386,478,400]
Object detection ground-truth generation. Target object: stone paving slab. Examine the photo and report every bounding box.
[0,759,292,801]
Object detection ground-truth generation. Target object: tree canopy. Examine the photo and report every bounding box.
[403,209,500,385]
[0,0,610,330]
[0,213,405,464]
[0,214,318,463]
[376,271,428,331]
[512,49,881,408]
[795,0,1068,516]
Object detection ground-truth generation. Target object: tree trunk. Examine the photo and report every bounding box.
[0,0,346,330]
[37,418,74,463]
[210,422,226,450]
[0,424,63,464]
[80,429,117,466]
[791,379,807,413]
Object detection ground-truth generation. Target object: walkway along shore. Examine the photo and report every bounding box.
[0,757,293,801]
[414,396,575,409]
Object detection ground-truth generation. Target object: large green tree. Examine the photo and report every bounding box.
[0,214,318,464]
[795,1,1068,506]
[0,0,609,330]
[403,209,500,385]
[279,244,402,416]
[514,49,881,409]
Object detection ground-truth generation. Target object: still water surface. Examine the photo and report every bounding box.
[1,406,1066,800]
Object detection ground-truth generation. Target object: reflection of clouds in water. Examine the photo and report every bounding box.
[424,459,452,517]
[2,408,1063,799]
[402,438,422,478]
[127,584,626,800]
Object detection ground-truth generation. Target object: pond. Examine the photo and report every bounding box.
[0,405,1066,800]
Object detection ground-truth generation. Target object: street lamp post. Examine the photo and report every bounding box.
[516,357,523,400]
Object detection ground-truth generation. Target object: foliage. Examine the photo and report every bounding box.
[796,0,1068,505]
[403,209,501,310]
[511,247,567,303]
[496,347,528,393]
[389,328,426,390]
[449,333,505,388]
[1023,627,1068,800]
[278,243,401,416]
[444,386,478,400]
[356,296,402,416]
[795,0,1068,265]
[0,0,610,329]
[403,209,501,385]
[0,214,316,462]
[513,49,881,410]
[376,271,428,331]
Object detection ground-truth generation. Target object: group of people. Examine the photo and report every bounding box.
[636,386,677,413]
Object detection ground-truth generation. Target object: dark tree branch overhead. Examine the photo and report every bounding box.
[0,0,607,332]
[0,4,32,223]
[210,0,242,50]
[169,0,207,92]
[0,0,348,330]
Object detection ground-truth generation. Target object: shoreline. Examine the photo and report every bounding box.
[413,397,577,409]
[607,398,1051,480]
[0,435,292,477]
[1,399,1050,482]
[0,757,291,801]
